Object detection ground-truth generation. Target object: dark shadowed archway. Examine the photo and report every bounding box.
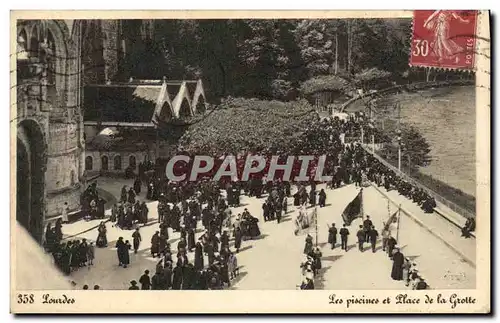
[196,95,206,114]
[17,119,46,242]
[179,98,192,119]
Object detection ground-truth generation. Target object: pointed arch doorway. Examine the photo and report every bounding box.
[17,120,46,242]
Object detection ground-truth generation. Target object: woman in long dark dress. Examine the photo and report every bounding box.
[115,237,130,267]
[96,222,108,248]
[248,216,261,238]
[44,223,55,252]
[172,262,183,290]
[128,188,136,204]
[141,202,149,224]
[309,189,316,206]
[234,227,242,253]
[303,234,313,255]
[151,231,160,257]
[293,192,300,206]
[327,224,337,249]
[122,240,131,267]
[187,228,196,251]
[391,248,405,280]
[205,241,215,266]
[194,241,204,270]
[318,189,326,207]
[312,247,322,275]
[54,218,63,243]
[387,236,397,259]
[120,186,128,203]
[133,177,141,195]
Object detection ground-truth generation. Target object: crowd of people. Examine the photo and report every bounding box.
[78,173,268,290]
[382,230,429,290]
[81,183,107,220]
[45,225,96,275]
[297,234,323,290]
[48,110,461,291]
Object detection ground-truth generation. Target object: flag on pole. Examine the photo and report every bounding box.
[383,205,402,236]
[313,207,319,246]
[383,210,399,232]
[341,189,363,225]
[294,206,316,236]
[396,206,402,242]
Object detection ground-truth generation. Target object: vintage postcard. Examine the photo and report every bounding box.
[10,10,490,314]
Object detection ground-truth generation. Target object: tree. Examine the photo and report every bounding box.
[294,19,342,77]
[379,123,432,169]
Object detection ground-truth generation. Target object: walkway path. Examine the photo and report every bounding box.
[59,178,475,290]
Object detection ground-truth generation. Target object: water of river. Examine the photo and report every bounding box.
[361,86,476,197]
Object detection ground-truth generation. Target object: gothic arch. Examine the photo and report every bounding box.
[17,119,47,242]
[178,98,191,118]
[159,101,173,121]
[114,154,122,170]
[101,155,109,171]
[129,155,137,169]
[17,28,28,60]
[29,25,39,58]
[195,94,206,114]
[85,156,93,170]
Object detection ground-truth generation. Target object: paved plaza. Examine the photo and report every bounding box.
[60,177,476,290]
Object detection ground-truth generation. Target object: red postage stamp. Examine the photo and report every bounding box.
[410,10,479,70]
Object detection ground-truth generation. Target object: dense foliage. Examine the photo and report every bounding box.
[177,98,318,154]
[299,75,351,95]
[91,19,413,102]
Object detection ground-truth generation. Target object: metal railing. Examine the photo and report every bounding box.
[360,144,475,219]
[340,79,475,113]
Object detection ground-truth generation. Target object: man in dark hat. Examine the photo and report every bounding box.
[139,270,151,290]
[132,228,141,254]
[363,216,373,243]
[327,223,337,250]
[356,225,365,252]
[339,224,349,251]
[368,226,379,253]
[128,280,139,290]
[151,231,160,258]
[391,247,405,281]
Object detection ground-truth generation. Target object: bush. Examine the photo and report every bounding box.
[354,68,392,89]
[299,75,351,95]
[178,98,317,154]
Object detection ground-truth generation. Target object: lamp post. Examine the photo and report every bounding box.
[396,129,402,171]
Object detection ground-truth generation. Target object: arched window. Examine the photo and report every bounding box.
[159,101,173,121]
[114,155,122,170]
[85,156,93,170]
[29,26,39,59]
[129,155,136,169]
[17,29,28,61]
[196,95,206,114]
[179,98,192,118]
[101,155,109,171]
[45,30,56,85]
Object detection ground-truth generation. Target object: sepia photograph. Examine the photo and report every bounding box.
[10,10,490,313]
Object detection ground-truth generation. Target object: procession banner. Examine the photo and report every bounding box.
[341,189,363,226]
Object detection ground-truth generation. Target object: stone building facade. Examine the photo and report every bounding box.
[16,19,86,241]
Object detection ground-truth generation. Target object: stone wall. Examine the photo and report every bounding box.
[16,20,86,238]
[46,184,82,218]
[85,150,155,175]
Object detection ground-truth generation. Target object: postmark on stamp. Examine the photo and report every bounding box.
[410,10,479,70]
